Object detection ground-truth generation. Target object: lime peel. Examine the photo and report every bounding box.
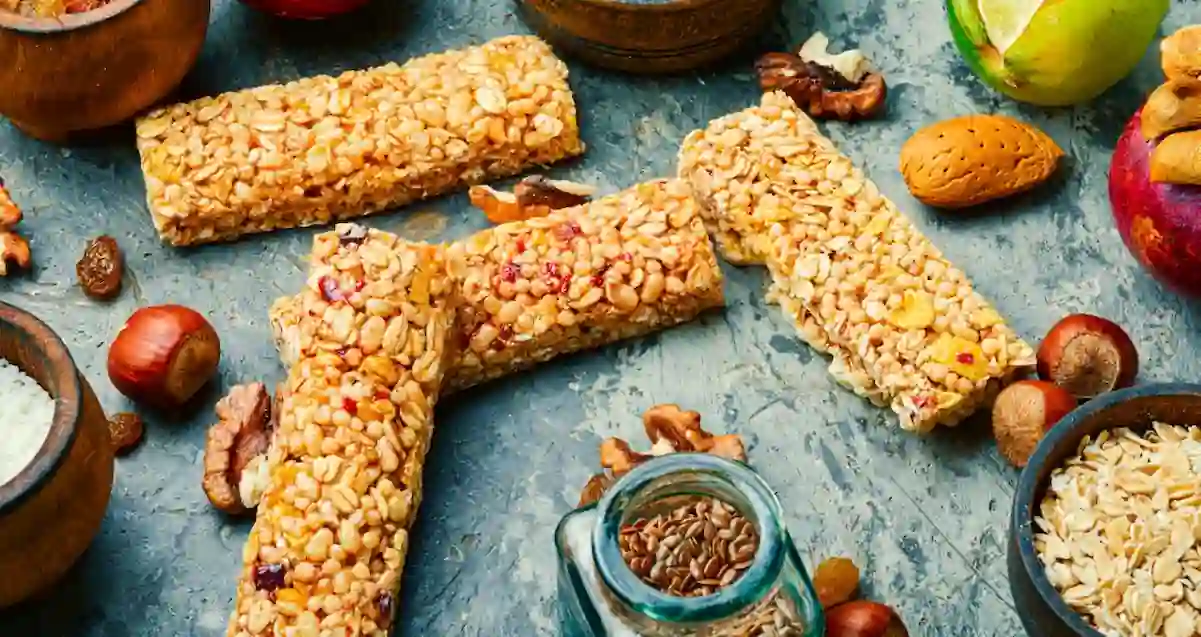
[978,0,1044,54]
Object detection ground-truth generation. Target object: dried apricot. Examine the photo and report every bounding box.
[812,556,860,609]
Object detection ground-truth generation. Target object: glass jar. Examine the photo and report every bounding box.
[555,453,825,636]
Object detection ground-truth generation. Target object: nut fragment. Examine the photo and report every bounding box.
[578,473,613,507]
[0,231,31,277]
[600,438,651,476]
[755,32,886,121]
[0,178,22,230]
[202,382,274,515]
[1141,80,1201,140]
[108,412,144,456]
[76,236,124,300]
[468,175,595,224]
[1162,25,1201,82]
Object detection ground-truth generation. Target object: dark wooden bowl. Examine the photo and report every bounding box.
[517,0,780,74]
[0,301,114,608]
[0,0,211,142]
[1008,383,1201,637]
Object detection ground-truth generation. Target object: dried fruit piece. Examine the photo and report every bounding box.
[202,382,274,515]
[825,600,909,637]
[886,290,934,330]
[0,178,22,230]
[107,412,144,456]
[252,563,286,592]
[899,114,1063,208]
[755,32,887,121]
[1036,314,1138,399]
[1140,80,1201,141]
[76,236,124,300]
[0,231,31,277]
[600,438,651,477]
[578,473,613,507]
[468,175,595,224]
[1151,130,1201,186]
[812,556,860,608]
[991,380,1077,468]
[926,333,989,381]
[1162,25,1201,82]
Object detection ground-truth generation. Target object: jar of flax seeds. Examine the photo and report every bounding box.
[554,454,825,636]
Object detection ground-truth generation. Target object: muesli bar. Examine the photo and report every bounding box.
[271,179,727,393]
[228,225,457,636]
[136,35,585,246]
[681,92,1035,432]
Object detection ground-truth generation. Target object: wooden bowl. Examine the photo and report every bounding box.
[0,301,114,608]
[517,0,780,74]
[1008,383,1201,637]
[0,0,211,142]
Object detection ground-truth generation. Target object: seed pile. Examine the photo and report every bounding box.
[620,498,759,597]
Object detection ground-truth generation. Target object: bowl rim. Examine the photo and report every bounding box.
[0,301,83,516]
[0,0,141,34]
[1012,382,1201,637]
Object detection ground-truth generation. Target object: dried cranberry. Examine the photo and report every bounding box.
[493,324,514,350]
[912,395,932,409]
[375,389,391,400]
[354,280,365,292]
[956,352,975,365]
[335,347,348,358]
[515,236,528,253]
[253,563,287,592]
[541,262,561,279]
[553,221,582,242]
[500,262,520,283]
[591,263,612,288]
[319,276,346,302]
[377,592,395,628]
[618,252,632,262]
[557,277,571,294]
[342,397,357,415]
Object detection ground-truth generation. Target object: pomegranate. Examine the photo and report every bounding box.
[237,0,370,20]
[1110,107,1201,297]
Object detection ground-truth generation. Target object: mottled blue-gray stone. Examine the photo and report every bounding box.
[0,1,1198,635]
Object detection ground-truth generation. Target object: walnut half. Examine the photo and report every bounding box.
[469,175,595,224]
[577,404,749,507]
[755,32,887,122]
[202,382,276,515]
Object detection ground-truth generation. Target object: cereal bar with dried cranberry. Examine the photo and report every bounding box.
[228,226,457,636]
[681,92,1035,432]
[271,179,727,392]
[136,35,585,246]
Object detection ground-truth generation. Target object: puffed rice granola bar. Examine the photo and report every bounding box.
[228,226,457,636]
[270,179,727,392]
[680,92,1035,432]
[136,35,585,246]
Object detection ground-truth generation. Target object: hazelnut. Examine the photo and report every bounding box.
[992,380,1077,468]
[1037,314,1138,400]
[107,305,221,409]
[825,601,909,637]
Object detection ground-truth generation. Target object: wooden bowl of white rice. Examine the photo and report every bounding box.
[0,301,114,608]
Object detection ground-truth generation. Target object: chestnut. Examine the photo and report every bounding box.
[107,305,221,409]
[826,600,909,637]
[992,380,1077,469]
[1037,314,1138,400]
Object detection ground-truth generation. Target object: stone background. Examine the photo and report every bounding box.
[1,0,1198,635]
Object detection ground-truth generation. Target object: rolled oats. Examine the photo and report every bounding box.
[135,35,585,246]
[270,180,726,392]
[678,92,1035,432]
[228,226,458,637]
[1036,424,1201,637]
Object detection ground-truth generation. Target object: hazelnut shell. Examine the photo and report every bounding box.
[1037,314,1138,400]
[992,380,1077,469]
[107,305,221,409]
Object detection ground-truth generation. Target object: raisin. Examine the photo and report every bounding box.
[591,263,612,287]
[253,563,286,592]
[553,221,582,242]
[338,224,368,245]
[319,275,346,302]
[812,556,860,609]
[377,592,395,628]
[500,262,520,283]
[76,236,124,300]
[108,412,144,456]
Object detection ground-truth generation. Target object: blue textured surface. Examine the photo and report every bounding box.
[0,0,1199,635]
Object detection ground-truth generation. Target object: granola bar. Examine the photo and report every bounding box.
[271,179,727,393]
[136,35,585,246]
[228,226,457,636]
[680,92,1035,432]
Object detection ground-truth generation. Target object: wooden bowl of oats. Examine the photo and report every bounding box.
[1008,383,1201,637]
[0,301,114,608]
[0,0,210,142]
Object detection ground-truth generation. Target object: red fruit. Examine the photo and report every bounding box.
[1110,107,1201,298]
[825,601,909,637]
[237,0,370,20]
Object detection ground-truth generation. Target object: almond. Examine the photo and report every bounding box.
[899,114,1063,209]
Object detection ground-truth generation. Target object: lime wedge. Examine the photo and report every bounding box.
[977,0,1044,54]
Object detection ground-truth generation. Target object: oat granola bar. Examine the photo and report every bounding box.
[681,93,1035,432]
[271,179,726,393]
[136,35,585,246]
[228,226,457,636]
